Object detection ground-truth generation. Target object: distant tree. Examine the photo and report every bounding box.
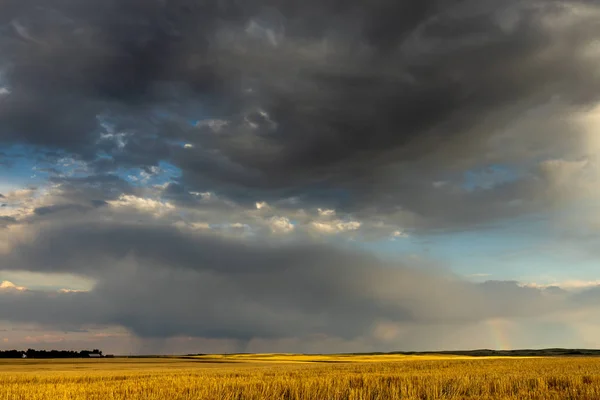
[0,349,105,358]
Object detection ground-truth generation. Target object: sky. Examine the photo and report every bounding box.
[1,0,600,355]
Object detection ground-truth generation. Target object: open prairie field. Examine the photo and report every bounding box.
[2,354,600,399]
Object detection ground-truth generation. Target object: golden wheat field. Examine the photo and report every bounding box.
[2,354,600,400]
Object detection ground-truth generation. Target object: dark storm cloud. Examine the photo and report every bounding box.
[6,220,380,276]
[1,0,599,228]
[0,219,569,340]
[3,0,600,351]
[171,1,600,196]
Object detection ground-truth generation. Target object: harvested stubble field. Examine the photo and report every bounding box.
[1,354,600,399]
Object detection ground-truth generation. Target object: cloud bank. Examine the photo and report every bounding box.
[1,191,600,352]
[1,0,600,352]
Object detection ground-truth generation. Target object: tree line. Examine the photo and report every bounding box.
[0,349,106,358]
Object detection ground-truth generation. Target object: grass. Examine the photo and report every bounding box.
[1,354,600,399]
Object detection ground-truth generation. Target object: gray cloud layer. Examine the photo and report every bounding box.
[0,216,582,344]
[0,166,598,351]
[1,0,600,230]
[2,1,600,351]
